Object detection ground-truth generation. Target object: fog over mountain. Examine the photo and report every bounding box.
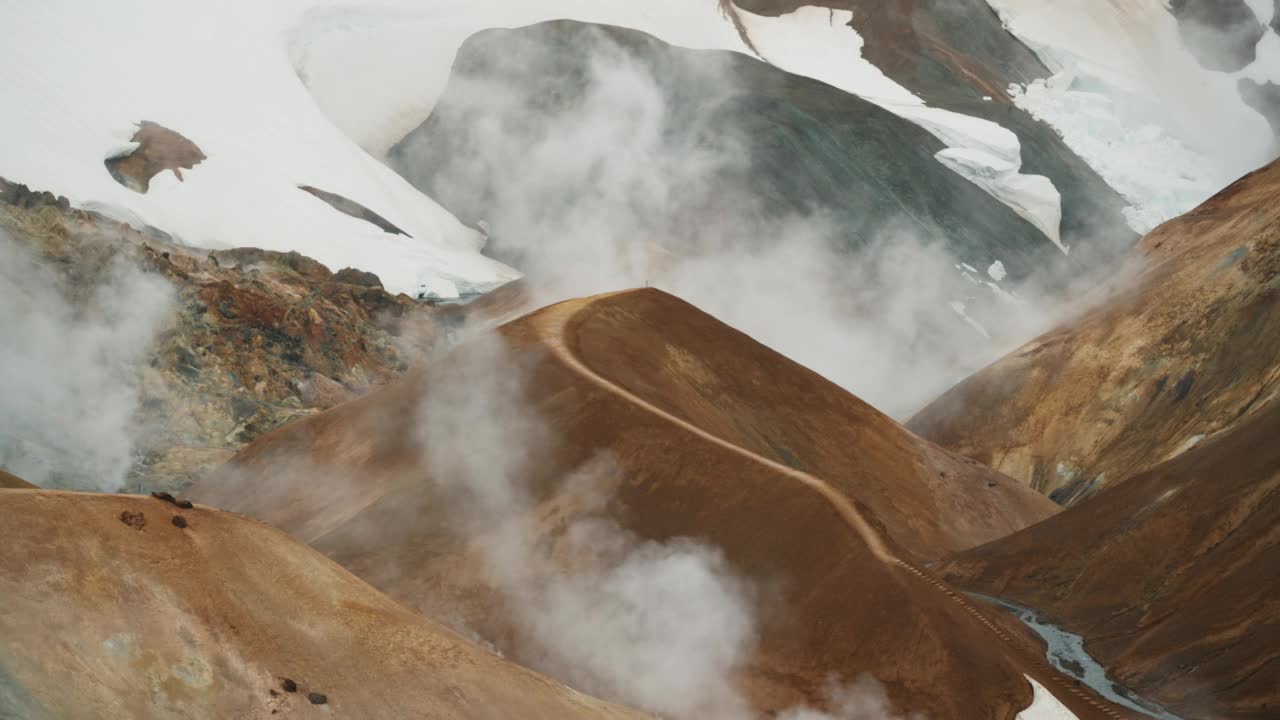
[1,2,1277,719]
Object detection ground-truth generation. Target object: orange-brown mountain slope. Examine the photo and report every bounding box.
[910,159,1280,503]
[191,289,1111,720]
[938,396,1280,719]
[0,487,648,720]
[0,470,36,489]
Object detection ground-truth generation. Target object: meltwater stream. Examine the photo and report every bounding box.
[971,593,1185,720]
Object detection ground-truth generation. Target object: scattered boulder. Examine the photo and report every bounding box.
[333,267,384,289]
[307,692,327,705]
[119,511,146,529]
[280,678,297,693]
[172,516,188,529]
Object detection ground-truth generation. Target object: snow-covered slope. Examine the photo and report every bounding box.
[987,0,1280,232]
[6,1,1270,297]
[0,1,519,299]
[0,1,1070,298]
[292,2,1065,251]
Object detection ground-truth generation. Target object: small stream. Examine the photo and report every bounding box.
[970,593,1185,720]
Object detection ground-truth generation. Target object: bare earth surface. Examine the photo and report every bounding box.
[195,289,1127,719]
[0,487,651,720]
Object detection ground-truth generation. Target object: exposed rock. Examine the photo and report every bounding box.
[745,0,1136,261]
[333,267,384,288]
[299,185,410,237]
[104,121,207,193]
[290,372,357,410]
[910,159,1280,502]
[0,176,454,491]
[118,511,146,530]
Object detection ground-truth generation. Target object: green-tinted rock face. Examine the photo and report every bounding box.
[389,20,1125,291]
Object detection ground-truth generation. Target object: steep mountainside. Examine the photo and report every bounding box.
[910,159,1280,502]
[938,398,1280,719]
[982,0,1279,232]
[189,290,1117,720]
[0,178,457,491]
[734,0,1137,256]
[0,487,648,720]
[390,20,1119,288]
[0,470,37,489]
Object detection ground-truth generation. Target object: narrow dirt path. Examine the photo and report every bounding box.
[530,294,1132,720]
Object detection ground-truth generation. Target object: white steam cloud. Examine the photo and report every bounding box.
[414,332,919,719]
[404,27,1081,418]
[0,231,173,490]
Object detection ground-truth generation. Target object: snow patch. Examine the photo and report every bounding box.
[1,2,519,299]
[1015,675,1078,720]
[949,300,992,339]
[988,0,1277,233]
[988,259,1008,281]
[936,147,1064,252]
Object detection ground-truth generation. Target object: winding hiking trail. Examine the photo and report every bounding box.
[533,293,1133,720]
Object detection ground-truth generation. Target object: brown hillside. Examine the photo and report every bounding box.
[910,159,1280,503]
[0,488,648,720]
[938,398,1280,719]
[0,469,36,489]
[193,290,1112,720]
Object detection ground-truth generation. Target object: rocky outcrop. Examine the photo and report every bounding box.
[103,121,206,193]
[910,159,1280,502]
[0,177,454,490]
[298,184,410,236]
